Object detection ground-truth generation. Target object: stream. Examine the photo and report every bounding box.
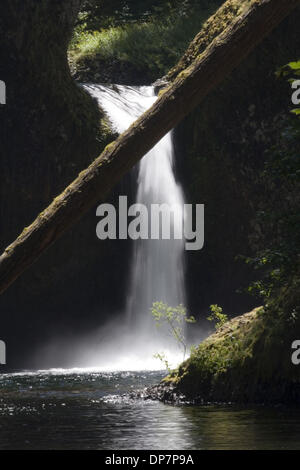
[1,369,300,450]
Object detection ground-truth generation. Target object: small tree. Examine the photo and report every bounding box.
[151,301,196,363]
[152,352,171,373]
[207,304,228,330]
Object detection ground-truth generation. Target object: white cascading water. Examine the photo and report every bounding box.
[83,84,186,369]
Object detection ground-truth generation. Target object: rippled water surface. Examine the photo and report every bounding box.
[0,370,300,450]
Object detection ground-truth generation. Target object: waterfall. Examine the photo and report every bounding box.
[84,84,186,368]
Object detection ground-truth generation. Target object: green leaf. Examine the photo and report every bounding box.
[288,61,300,71]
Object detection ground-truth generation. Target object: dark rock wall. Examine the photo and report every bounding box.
[0,1,129,369]
[174,9,300,322]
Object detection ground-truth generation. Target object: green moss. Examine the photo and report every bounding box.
[167,0,254,81]
[164,290,300,403]
[157,88,168,97]
[104,141,117,152]
[167,307,262,382]
[69,3,222,81]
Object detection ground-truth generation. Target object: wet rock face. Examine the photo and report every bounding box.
[0,1,125,369]
[124,383,187,405]
[143,383,188,404]
[174,9,300,319]
[144,380,300,406]
[0,0,100,230]
[0,1,81,102]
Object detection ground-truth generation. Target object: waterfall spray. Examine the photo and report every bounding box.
[83,84,187,368]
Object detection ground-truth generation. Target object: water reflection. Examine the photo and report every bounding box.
[181,405,300,450]
[0,370,300,450]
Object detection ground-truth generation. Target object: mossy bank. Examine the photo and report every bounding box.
[148,279,300,404]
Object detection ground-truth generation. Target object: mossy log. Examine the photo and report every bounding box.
[167,0,252,81]
[0,0,299,295]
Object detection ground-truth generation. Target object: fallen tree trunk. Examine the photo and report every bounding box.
[0,0,299,295]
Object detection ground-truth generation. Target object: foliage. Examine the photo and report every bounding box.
[151,301,196,363]
[277,60,300,116]
[207,304,228,330]
[244,68,300,302]
[165,305,300,403]
[69,1,223,79]
[76,0,221,32]
[153,352,171,373]
[77,0,177,31]
[166,309,262,388]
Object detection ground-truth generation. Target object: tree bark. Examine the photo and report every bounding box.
[0,0,299,295]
